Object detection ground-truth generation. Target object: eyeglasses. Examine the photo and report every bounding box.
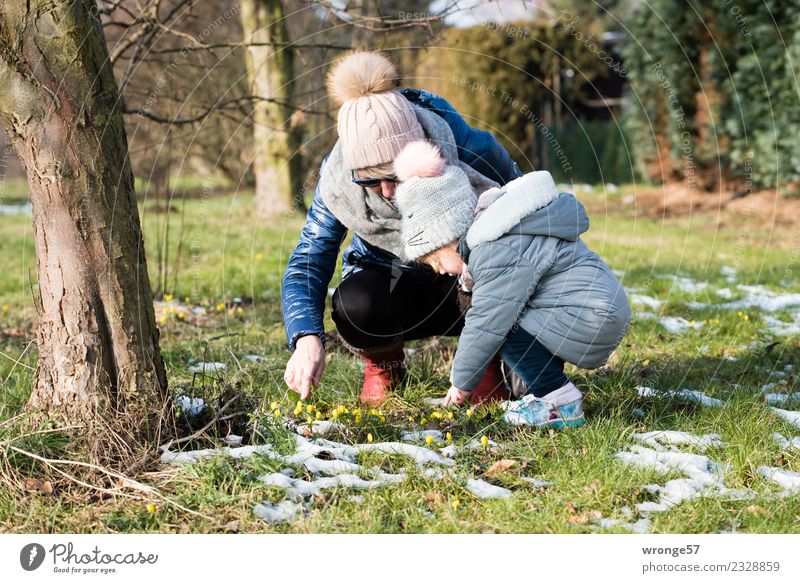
[351,169,399,188]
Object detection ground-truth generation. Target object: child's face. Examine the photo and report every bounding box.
[433,243,464,276]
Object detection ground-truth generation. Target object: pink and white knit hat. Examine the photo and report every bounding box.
[394,141,477,260]
[327,52,425,170]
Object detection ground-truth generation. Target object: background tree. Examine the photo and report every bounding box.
[0,0,168,465]
[241,0,305,216]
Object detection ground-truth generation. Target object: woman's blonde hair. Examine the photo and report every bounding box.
[356,162,395,179]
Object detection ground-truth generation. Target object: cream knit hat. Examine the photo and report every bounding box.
[327,52,425,170]
[394,141,477,260]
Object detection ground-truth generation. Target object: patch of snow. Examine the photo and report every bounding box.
[716,288,734,299]
[253,500,304,524]
[223,434,243,445]
[520,477,552,487]
[242,354,266,362]
[757,467,800,493]
[764,393,800,405]
[659,316,704,334]
[592,516,651,534]
[630,294,663,310]
[175,396,206,416]
[616,445,749,514]
[720,266,737,283]
[633,430,723,451]
[0,202,32,216]
[401,429,444,443]
[466,478,512,499]
[771,407,800,429]
[636,386,723,408]
[188,361,226,374]
[295,420,345,437]
[773,433,800,451]
[423,397,445,407]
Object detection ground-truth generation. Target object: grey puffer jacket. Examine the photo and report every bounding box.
[451,174,630,391]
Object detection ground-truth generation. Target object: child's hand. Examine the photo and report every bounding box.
[443,386,470,406]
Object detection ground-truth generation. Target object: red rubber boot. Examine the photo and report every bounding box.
[360,346,406,406]
[470,356,509,406]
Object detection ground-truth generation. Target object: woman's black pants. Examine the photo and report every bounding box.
[331,267,464,351]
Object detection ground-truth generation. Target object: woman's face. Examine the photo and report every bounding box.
[367,181,396,200]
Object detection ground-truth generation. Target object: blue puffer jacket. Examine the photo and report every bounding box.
[281,89,522,350]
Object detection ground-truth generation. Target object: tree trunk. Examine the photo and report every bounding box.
[0,0,168,464]
[240,0,305,217]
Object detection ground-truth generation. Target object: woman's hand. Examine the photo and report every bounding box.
[284,335,325,400]
[443,386,470,406]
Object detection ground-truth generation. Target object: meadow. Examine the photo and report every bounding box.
[1,181,798,533]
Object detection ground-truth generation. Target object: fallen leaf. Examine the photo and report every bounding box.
[746,505,768,517]
[485,459,516,477]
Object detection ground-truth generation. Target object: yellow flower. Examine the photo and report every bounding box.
[269,401,278,411]
[466,409,474,418]
[236,307,244,315]
[293,404,303,417]
[184,296,191,303]
[353,408,363,416]
[408,416,415,423]
[255,252,265,261]
[420,417,428,425]
[338,405,347,415]
[451,499,460,510]
[369,408,379,416]
[446,432,452,441]
[331,410,339,420]
[273,409,281,418]
[714,318,720,324]
[216,303,225,312]
[177,312,185,320]
[146,503,157,513]
[437,442,444,447]
[1,304,9,313]
[737,310,743,317]
[355,415,362,424]
[743,314,750,321]
[447,412,454,420]
[431,411,442,420]
[315,411,322,420]
[480,435,489,447]
[367,433,373,443]
[379,415,385,422]
[159,316,167,325]
[689,320,696,327]
[306,416,313,425]
[425,435,435,445]
[306,404,315,414]
[164,294,173,302]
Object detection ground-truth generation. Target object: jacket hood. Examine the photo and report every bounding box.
[466,181,589,249]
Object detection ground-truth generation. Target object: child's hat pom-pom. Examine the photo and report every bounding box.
[394,141,447,182]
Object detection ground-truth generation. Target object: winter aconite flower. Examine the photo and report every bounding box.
[367,433,373,443]
[216,303,225,312]
[146,503,157,513]
[269,401,278,411]
[1,304,9,313]
[425,435,435,445]
[163,294,173,302]
[306,404,315,414]
[466,409,474,418]
[451,499,460,510]
[480,435,489,447]
[446,432,452,441]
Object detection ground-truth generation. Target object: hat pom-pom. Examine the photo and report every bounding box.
[394,141,446,182]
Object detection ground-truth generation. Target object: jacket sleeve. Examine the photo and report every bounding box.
[406,89,522,185]
[450,242,556,391]
[281,178,347,350]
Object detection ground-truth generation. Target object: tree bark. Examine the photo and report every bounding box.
[240,0,305,217]
[0,0,168,464]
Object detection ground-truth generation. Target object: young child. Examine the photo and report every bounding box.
[393,141,630,427]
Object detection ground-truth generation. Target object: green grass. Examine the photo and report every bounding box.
[0,184,798,533]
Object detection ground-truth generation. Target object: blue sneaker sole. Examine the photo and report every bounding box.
[503,412,586,428]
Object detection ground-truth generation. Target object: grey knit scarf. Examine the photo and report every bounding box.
[318,105,499,261]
